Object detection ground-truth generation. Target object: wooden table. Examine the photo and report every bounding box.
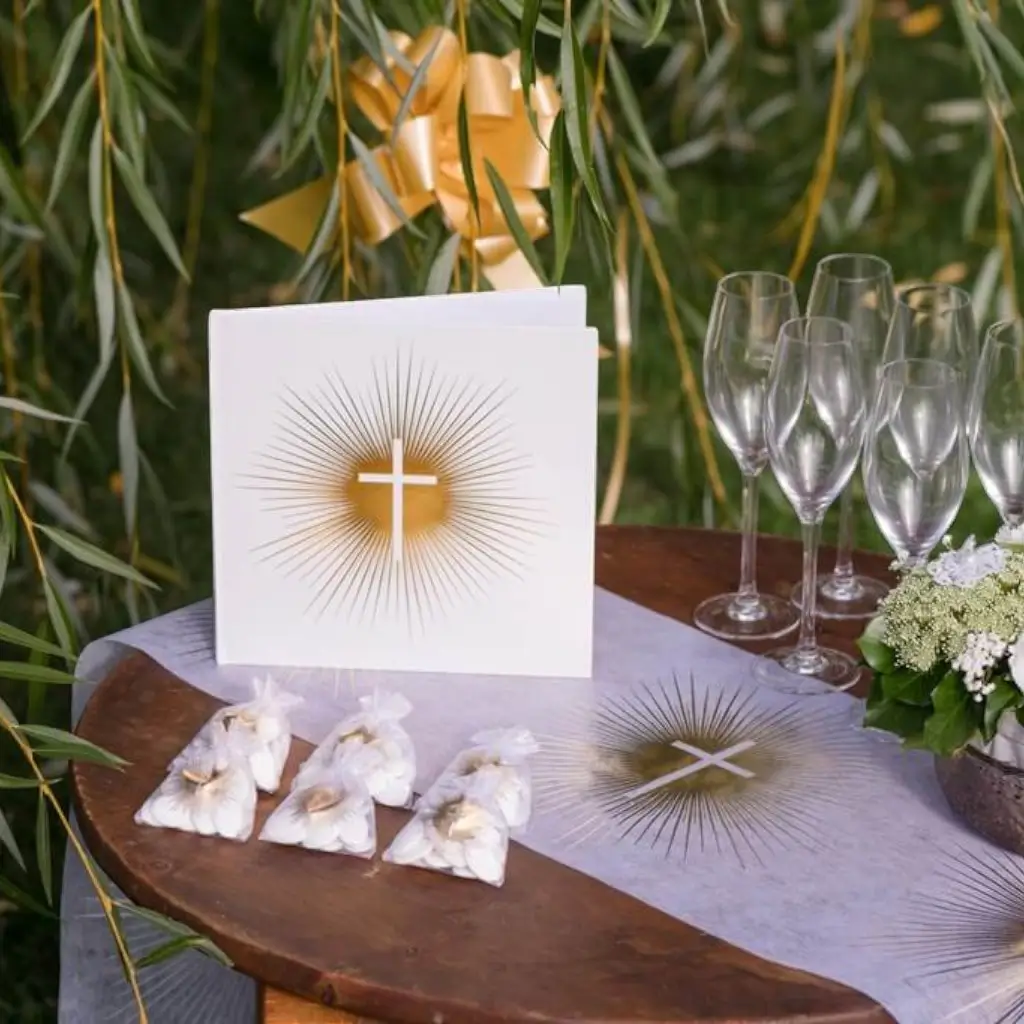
[71,527,895,1024]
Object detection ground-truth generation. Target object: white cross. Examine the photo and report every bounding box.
[624,739,756,800]
[357,438,438,563]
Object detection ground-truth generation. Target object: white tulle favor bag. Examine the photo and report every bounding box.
[136,726,257,841]
[292,690,415,807]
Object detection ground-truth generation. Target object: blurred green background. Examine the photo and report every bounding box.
[0,0,1016,1018]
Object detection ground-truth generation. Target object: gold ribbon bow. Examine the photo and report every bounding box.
[241,27,561,291]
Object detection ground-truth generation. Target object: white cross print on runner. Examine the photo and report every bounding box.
[357,438,438,563]
[624,739,756,800]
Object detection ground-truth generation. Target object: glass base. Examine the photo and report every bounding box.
[754,645,861,694]
[790,573,890,621]
[694,593,799,642]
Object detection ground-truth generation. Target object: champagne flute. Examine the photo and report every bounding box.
[969,320,1024,530]
[696,272,801,641]
[882,283,977,383]
[756,317,867,693]
[863,359,970,569]
[791,254,895,619]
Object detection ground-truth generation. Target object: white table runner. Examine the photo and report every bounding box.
[59,589,1024,1023]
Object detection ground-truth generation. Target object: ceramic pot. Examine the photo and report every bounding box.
[935,747,1024,856]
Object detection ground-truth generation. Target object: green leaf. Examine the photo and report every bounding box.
[457,95,481,230]
[493,0,563,36]
[281,54,331,172]
[880,669,935,707]
[28,481,94,537]
[118,902,233,967]
[559,17,609,228]
[46,71,95,211]
[112,146,188,279]
[94,246,116,363]
[88,121,107,254]
[0,396,78,424]
[120,0,160,77]
[978,14,1024,83]
[984,676,1022,741]
[22,6,92,142]
[863,699,930,739]
[36,792,52,905]
[61,346,116,461]
[392,29,443,140]
[0,694,17,726]
[130,72,191,135]
[549,110,575,285]
[0,774,44,790]
[0,662,76,685]
[484,160,548,284]
[857,619,895,674]
[0,875,59,919]
[0,145,44,228]
[0,806,26,871]
[348,133,425,239]
[117,282,171,406]
[295,180,339,283]
[117,391,139,542]
[136,934,233,971]
[41,576,77,662]
[0,622,66,660]
[37,524,155,589]
[922,672,982,756]
[425,232,463,295]
[17,725,128,769]
[107,54,147,177]
[644,0,672,45]
[519,0,543,133]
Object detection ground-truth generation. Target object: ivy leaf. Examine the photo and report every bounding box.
[0,807,26,871]
[22,6,93,142]
[857,618,895,674]
[549,110,575,285]
[36,792,52,905]
[984,676,1022,742]
[112,147,189,279]
[46,71,96,211]
[483,161,548,284]
[922,671,982,756]
[37,524,156,589]
[559,17,609,228]
[881,669,935,707]
[17,725,128,769]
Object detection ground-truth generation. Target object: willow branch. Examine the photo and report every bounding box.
[329,0,352,300]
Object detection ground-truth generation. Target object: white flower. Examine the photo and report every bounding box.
[1009,634,1024,694]
[997,523,1024,548]
[953,631,1008,701]
[927,536,1007,588]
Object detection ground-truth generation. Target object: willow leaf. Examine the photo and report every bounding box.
[425,232,463,294]
[0,807,25,871]
[87,122,107,252]
[0,145,44,228]
[0,876,57,919]
[22,6,92,142]
[112,147,188,278]
[0,774,44,790]
[46,72,95,210]
[392,30,443,140]
[38,524,156,588]
[457,96,481,229]
[493,0,563,35]
[17,725,127,769]
[0,397,77,424]
[519,0,542,133]
[0,470,14,596]
[136,935,233,970]
[0,622,66,659]
[348,133,425,238]
[120,0,160,77]
[41,576,77,661]
[559,19,609,227]
[978,15,1024,83]
[0,662,76,685]
[644,0,672,45]
[130,73,190,134]
[107,56,147,176]
[549,111,575,284]
[117,282,171,406]
[36,792,52,905]
[484,160,548,284]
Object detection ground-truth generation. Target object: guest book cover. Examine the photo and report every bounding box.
[209,288,598,677]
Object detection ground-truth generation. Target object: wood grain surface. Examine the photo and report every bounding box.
[73,526,896,1024]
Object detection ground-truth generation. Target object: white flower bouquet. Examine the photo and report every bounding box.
[860,526,1024,760]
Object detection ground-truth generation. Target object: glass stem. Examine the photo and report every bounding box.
[832,485,855,581]
[736,473,760,610]
[797,520,821,656]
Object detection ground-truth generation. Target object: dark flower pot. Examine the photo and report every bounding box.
[935,747,1024,856]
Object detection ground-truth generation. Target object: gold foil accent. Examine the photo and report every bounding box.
[240,26,560,291]
[302,785,344,814]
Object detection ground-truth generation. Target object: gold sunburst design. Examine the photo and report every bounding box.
[534,672,874,866]
[243,353,543,625]
[877,846,1024,1023]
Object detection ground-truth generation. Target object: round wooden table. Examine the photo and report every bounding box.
[71,527,896,1024]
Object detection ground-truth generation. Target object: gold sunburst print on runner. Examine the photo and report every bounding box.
[533,672,873,866]
[242,353,543,625]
